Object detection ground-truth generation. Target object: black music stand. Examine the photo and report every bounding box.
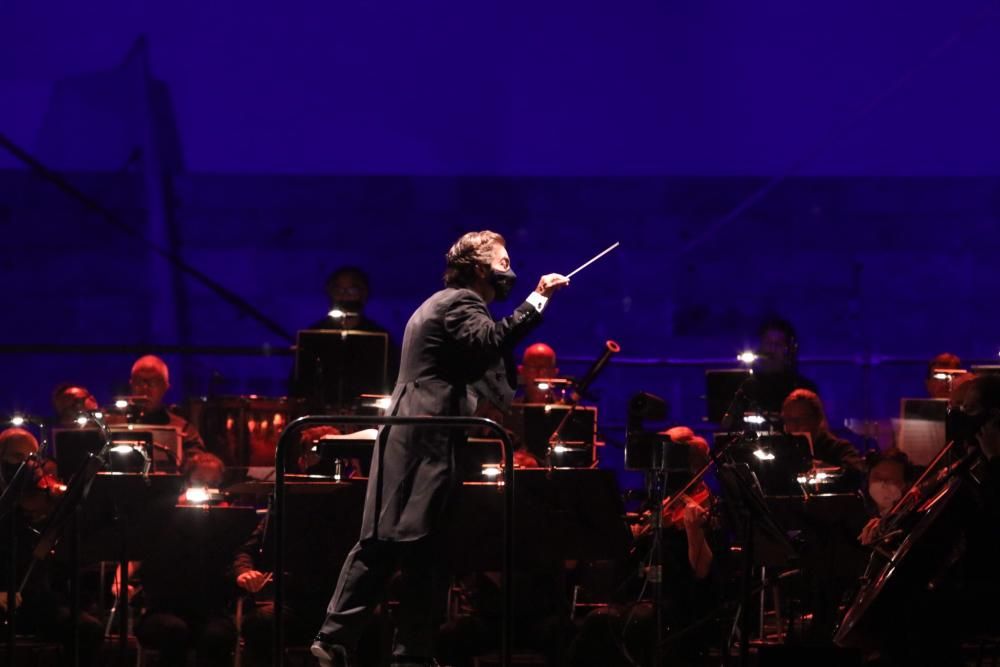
[705,369,752,424]
[716,462,796,666]
[70,473,184,665]
[727,433,812,496]
[507,404,598,466]
[293,329,389,409]
[138,505,259,617]
[260,481,366,607]
[52,428,106,481]
[445,468,630,572]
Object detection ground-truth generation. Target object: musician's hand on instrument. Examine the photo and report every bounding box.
[682,503,708,532]
[236,570,271,593]
[859,517,880,546]
[535,274,569,298]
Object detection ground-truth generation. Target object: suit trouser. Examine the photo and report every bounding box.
[318,535,445,658]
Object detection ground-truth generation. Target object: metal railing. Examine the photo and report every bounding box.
[272,415,516,667]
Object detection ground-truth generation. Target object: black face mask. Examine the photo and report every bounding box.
[489,267,517,301]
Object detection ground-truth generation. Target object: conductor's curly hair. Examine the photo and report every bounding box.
[443,230,505,288]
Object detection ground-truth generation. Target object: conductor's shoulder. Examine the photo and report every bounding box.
[435,287,486,310]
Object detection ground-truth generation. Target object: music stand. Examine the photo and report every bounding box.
[507,404,598,466]
[705,369,752,424]
[60,473,185,665]
[293,329,389,408]
[727,434,812,496]
[444,469,630,572]
[259,481,366,610]
[52,428,106,480]
[716,462,796,666]
[138,505,259,615]
[107,425,182,472]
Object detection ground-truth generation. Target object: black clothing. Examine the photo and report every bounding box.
[1,509,103,666]
[362,288,540,542]
[317,287,543,657]
[743,370,819,415]
[812,431,863,470]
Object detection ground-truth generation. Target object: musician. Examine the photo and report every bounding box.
[743,316,819,415]
[858,448,912,546]
[127,354,205,458]
[51,382,99,426]
[131,450,237,667]
[517,342,560,404]
[307,265,401,385]
[857,375,1000,664]
[311,230,569,667]
[780,388,864,475]
[570,427,721,666]
[926,351,963,399]
[0,428,103,666]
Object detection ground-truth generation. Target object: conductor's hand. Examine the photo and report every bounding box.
[236,570,271,593]
[535,274,570,298]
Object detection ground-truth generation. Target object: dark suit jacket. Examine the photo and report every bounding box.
[361,287,541,542]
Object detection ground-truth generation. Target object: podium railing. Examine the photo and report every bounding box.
[272,415,515,667]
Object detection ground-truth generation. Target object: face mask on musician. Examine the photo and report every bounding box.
[869,481,903,514]
[489,267,517,301]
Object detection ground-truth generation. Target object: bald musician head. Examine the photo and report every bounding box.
[0,427,39,466]
[926,352,963,400]
[52,383,99,426]
[519,342,559,403]
[130,355,171,412]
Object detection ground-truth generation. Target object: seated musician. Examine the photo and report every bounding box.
[854,375,1000,664]
[858,448,912,545]
[516,342,561,404]
[232,515,324,667]
[781,388,865,478]
[306,265,401,386]
[124,355,205,464]
[925,351,963,399]
[742,316,819,416]
[126,451,237,667]
[568,427,722,666]
[51,382,99,426]
[0,428,103,666]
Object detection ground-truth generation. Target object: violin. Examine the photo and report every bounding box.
[3,438,66,523]
[18,457,67,523]
[634,482,714,537]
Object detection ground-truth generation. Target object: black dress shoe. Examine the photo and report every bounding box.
[310,638,351,667]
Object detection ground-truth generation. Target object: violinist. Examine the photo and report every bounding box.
[0,426,64,523]
[571,427,722,666]
[0,427,103,666]
[632,427,715,579]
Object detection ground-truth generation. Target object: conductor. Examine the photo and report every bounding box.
[312,230,569,667]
